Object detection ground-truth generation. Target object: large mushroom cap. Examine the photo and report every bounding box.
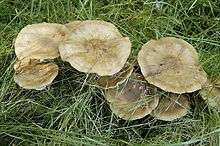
[200,81,220,108]
[138,37,207,93]
[59,20,131,76]
[14,59,58,90]
[96,63,134,89]
[151,94,190,121]
[15,23,68,60]
[105,75,159,120]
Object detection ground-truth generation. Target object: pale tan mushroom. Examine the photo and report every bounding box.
[96,63,134,89]
[15,23,68,60]
[200,80,220,108]
[59,20,131,76]
[105,75,159,120]
[14,59,58,90]
[138,37,207,93]
[151,94,190,121]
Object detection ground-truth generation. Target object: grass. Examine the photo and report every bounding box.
[0,0,220,145]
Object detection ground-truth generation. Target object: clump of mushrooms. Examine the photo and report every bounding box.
[14,20,216,121]
[14,23,68,90]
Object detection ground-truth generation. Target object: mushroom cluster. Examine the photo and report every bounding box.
[14,23,67,89]
[14,20,218,121]
[14,20,131,89]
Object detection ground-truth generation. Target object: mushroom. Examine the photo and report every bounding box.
[96,63,134,89]
[15,23,68,60]
[138,37,207,93]
[14,59,58,90]
[151,94,190,121]
[105,74,159,120]
[200,80,220,108]
[59,20,131,76]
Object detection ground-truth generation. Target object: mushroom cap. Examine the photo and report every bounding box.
[105,76,159,120]
[15,23,68,60]
[59,20,131,76]
[96,63,134,89]
[14,59,58,90]
[138,37,207,93]
[151,94,190,121]
[200,81,220,108]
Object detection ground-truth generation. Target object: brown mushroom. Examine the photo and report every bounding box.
[151,94,190,121]
[14,59,58,90]
[15,23,68,60]
[59,20,131,76]
[138,37,207,93]
[105,74,159,120]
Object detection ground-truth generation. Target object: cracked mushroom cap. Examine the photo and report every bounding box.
[15,23,68,60]
[96,63,134,89]
[138,37,207,94]
[105,76,159,120]
[14,59,58,90]
[59,20,131,76]
[200,81,220,108]
[151,94,190,121]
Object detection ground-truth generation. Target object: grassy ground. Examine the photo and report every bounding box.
[0,0,220,145]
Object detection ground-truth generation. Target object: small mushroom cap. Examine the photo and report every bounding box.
[14,59,58,90]
[109,101,157,121]
[151,94,190,121]
[200,81,220,108]
[105,76,159,120]
[138,37,207,93]
[59,20,131,76]
[96,63,134,89]
[15,23,68,60]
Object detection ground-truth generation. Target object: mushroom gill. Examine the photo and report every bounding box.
[96,63,134,89]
